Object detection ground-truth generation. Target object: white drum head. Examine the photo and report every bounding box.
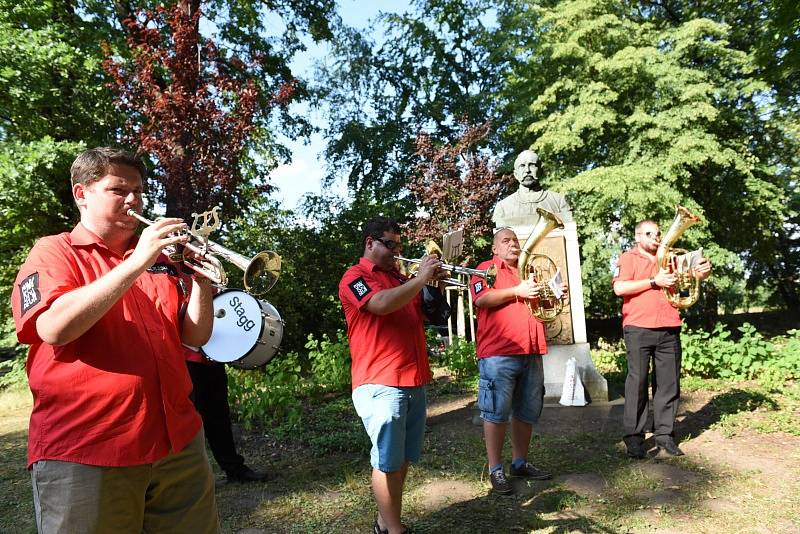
[202,290,264,363]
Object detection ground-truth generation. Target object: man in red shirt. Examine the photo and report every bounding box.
[339,216,441,534]
[11,147,219,532]
[470,228,566,495]
[613,219,712,458]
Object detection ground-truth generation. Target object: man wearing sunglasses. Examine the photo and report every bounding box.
[613,219,712,459]
[338,216,443,534]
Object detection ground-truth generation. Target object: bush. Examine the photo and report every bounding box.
[227,351,303,429]
[681,323,800,388]
[438,337,478,380]
[591,337,627,374]
[306,330,351,393]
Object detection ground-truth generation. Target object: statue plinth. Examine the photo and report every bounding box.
[510,222,608,403]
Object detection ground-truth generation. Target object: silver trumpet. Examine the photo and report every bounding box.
[127,209,281,296]
[395,255,497,288]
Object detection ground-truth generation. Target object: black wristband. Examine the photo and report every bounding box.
[649,278,658,289]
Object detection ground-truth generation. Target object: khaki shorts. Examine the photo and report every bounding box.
[31,429,219,534]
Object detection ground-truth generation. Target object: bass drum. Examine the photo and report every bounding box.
[201,289,284,369]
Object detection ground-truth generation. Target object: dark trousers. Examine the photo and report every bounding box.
[622,326,682,441]
[186,361,245,475]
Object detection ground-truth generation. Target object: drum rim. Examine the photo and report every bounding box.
[200,288,268,365]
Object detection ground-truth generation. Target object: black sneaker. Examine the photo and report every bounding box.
[655,436,685,456]
[489,469,514,495]
[509,461,552,480]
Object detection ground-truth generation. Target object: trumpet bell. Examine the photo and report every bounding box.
[244,251,282,296]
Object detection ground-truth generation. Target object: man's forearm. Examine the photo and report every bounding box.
[35,258,146,346]
[365,276,428,315]
[182,279,214,347]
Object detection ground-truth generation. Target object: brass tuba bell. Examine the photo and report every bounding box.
[517,208,565,322]
[656,205,702,309]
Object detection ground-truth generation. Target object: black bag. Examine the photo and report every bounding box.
[421,284,451,326]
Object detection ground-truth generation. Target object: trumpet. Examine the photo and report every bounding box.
[395,255,498,288]
[127,209,281,296]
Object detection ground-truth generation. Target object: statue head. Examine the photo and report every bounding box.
[513,150,541,191]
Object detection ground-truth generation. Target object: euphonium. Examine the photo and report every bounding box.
[517,208,565,323]
[656,205,702,309]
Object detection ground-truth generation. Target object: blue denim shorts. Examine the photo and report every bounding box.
[477,355,544,424]
[352,384,427,472]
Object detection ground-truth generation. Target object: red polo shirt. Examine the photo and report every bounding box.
[613,248,681,328]
[470,257,548,358]
[338,257,431,390]
[11,223,201,468]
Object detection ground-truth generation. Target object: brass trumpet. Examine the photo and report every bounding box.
[127,209,281,296]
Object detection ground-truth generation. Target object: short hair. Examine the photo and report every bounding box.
[635,219,658,233]
[361,216,401,246]
[70,147,147,188]
[492,226,516,244]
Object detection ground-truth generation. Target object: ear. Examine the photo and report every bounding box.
[73,182,88,210]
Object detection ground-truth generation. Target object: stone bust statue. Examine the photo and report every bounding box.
[492,149,574,228]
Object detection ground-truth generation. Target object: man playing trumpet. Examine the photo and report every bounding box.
[469,227,567,495]
[11,147,219,532]
[339,216,446,534]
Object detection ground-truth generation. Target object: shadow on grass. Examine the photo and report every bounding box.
[415,487,618,533]
[676,388,779,444]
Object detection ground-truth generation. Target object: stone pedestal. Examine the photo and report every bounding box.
[511,221,608,403]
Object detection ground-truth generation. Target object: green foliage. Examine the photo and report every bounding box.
[591,337,627,375]
[306,330,352,393]
[227,352,303,430]
[681,323,800,388]
[437,337,478,381]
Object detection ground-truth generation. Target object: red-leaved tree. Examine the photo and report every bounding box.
[407,122,514,263]
[103,1,295,220]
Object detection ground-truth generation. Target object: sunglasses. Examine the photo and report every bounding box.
[643,231,661,238]
[373,236,402,251]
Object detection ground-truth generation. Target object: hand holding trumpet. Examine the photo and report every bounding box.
[129,215,189,271]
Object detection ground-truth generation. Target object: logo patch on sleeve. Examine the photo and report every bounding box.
[348,277,372,301]
[473,281,485,294]
[19,272,41,316]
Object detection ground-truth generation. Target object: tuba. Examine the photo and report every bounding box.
[656,205,702,309]
[517,208,565,322]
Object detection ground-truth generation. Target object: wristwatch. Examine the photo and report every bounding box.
[649,278,658,289]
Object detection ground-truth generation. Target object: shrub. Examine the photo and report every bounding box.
[227,351,303,429]
[439,337,478,380]
[306,330,351,393]
[591,337,627,374]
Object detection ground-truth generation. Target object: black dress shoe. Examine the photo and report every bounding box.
[624,436,646,459]
[655,437,685,456]
[626,441,646,459]
[226,466,269,483]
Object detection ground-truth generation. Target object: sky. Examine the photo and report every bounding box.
[267,0,412,211]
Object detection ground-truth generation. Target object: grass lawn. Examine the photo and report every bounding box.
[1,376,799,533]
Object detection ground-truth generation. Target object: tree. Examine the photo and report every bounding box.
[495,0,792,314]
[407,122,514,262]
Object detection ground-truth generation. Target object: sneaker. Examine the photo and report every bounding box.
[655,436,685,456]
[489,469,514,495]
[509,461,552,480]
